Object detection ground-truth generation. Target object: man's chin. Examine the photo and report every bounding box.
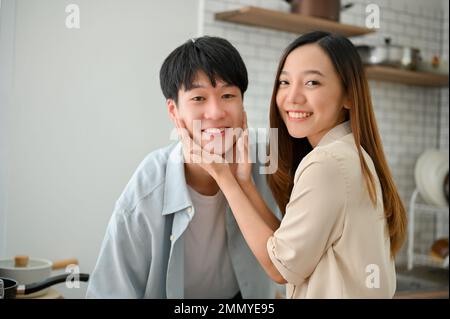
[202,142,235,157]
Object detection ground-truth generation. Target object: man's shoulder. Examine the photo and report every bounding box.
[116,142,180,213]
[138,142,178,173]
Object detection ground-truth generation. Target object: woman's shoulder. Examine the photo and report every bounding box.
[306,134,358,163]
[294,134,360,182]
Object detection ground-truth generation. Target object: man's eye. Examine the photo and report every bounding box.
[278,80,289,86]
[222,94,235,99]
[305,80,320,87]
[192,96,205,101]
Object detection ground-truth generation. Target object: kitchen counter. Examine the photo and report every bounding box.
[395,265,448,299]
[394,289,448,299]
[16,288,63,299]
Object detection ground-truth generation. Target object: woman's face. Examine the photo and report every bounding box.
[276,43,350,147]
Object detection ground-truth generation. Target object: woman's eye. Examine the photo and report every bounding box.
[278,80,289,86]
[305,80,320,87]
[191,96,205,101]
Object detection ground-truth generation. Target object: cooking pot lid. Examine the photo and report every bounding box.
[0,257,51,270]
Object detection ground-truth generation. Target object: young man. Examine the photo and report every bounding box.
[86,36,279,299]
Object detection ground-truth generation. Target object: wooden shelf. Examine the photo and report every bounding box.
[214,6,448,87]
[365,66,449,87]
[215,6,374,37]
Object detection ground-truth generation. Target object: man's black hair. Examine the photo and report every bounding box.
[159,36,248,105]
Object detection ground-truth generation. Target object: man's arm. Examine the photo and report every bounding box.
[86,206,151,298]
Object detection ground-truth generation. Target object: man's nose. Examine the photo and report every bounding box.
[203,98,226,120]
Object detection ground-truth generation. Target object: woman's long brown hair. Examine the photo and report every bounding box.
[267,31,407,257]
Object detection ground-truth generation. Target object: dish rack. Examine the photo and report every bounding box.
[407,188,449,270]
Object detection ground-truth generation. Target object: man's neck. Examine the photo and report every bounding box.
[183,146,238,196]
[184,162,220,196]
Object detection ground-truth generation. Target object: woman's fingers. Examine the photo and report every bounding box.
[237,110,250,163]
[176,118,195,163]
[237,135,248,164]
[175,117,233,166]
[242,110,248,130]
[175,118,187,141]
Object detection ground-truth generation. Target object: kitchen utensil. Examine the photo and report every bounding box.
[415,150,435,205]
[0,273,89,299]
[0,279,4,299]
[0,255,79,297]
[356,38,421,70]
[430,238,449,264]
[444,172,449,204]
[414,150,449,208]
[417,58,449,75]
[285,0,353,21]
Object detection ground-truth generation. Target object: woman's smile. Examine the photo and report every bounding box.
[286,111,313,122]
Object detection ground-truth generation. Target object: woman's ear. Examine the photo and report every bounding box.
[166,99,178,125]
[343,97,352,110]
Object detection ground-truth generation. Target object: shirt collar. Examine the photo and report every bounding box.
[316,120,352,147]
[162,142,193,215]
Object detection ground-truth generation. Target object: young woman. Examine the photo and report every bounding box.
[176,31,407,298]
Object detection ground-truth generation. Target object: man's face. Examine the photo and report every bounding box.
[168,71,244,155]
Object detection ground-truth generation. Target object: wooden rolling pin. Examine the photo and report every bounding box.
[52,258,79,270]
[14,256,78,269]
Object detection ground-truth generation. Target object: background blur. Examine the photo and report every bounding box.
[1,0,448,298]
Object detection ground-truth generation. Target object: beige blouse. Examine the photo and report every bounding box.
[267,121,396,298]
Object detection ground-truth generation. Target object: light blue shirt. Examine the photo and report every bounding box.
[86,141,280,298]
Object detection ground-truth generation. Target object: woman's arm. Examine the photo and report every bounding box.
[216,169,287,284]
[238,180,281,230]
[175,116,287,284]
[230,111,281,231]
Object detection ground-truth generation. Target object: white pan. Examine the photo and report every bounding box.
[0,255,78,298]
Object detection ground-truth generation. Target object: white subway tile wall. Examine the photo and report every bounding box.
[202,0,449,265]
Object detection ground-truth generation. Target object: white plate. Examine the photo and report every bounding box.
[415,151,434,205]
[419,151,437,205]
[424,151,448,207]
[415,150,449,207]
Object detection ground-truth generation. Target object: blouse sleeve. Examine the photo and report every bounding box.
[267,150,347,286]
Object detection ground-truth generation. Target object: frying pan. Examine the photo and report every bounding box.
[444,172,449,204]
[0,273,89,299]
[0,255,79,297]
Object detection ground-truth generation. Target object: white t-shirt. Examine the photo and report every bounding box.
[184,185,240,299]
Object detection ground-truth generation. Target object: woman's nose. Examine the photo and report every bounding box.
[204,98,226,120]
[286,84,307,105]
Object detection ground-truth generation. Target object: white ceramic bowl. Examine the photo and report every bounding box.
[0,257,52,297]
[415,150,449,208]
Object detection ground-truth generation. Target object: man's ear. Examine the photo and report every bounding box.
[166,99,178,125]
